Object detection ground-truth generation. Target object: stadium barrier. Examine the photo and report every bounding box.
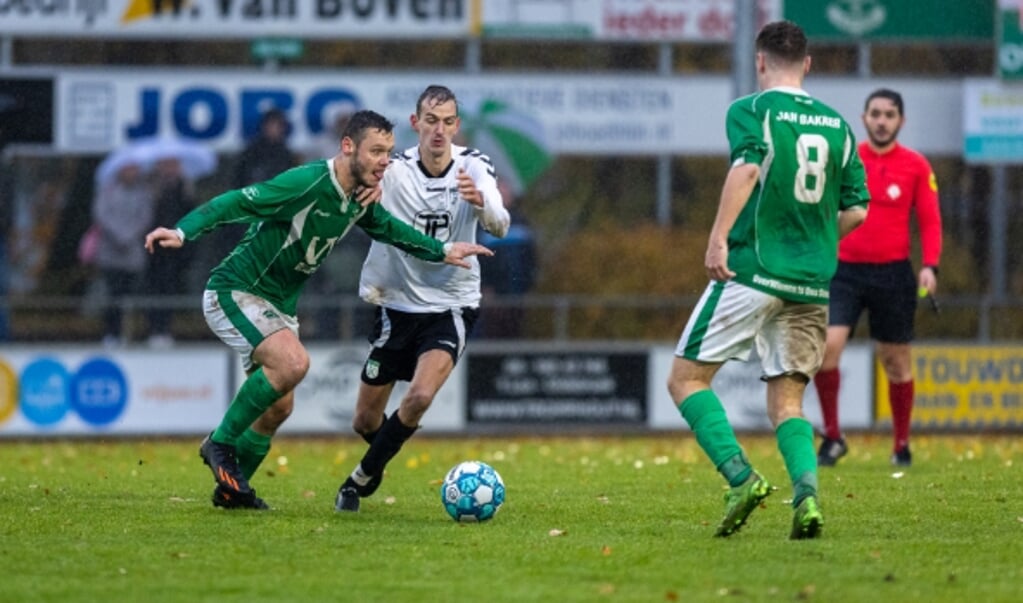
[6,341,1017,438]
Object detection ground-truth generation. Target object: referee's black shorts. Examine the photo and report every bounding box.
[827,259,917,344]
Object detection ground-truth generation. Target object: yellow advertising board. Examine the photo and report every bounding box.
[876,346,1023,428]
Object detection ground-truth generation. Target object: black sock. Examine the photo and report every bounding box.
[359,413,388,446]
[358,412,417,478]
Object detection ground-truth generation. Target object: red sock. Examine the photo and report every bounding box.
[813,368,841,440]
[889,380,914,451]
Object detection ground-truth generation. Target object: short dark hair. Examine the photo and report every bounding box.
[341,110,394,145]
[756,20,808,65]
[416,85,458,116]
[864,88,904,116]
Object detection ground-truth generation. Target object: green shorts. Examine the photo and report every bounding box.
[203,290,299,371]
[675,280,827,380]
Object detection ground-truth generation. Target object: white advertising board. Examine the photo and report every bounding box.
[54,70,966,158]
[55,70,726,156]
[482,0,780,42]
[248,344,466,435]
[647,344,873,431]
[0,346,230,436]
[962,78,1023,163]
[0,0,470,39]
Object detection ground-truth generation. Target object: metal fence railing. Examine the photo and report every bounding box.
[3,293,1022,344]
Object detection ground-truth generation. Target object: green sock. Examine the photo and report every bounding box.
[776,417,819,507]
[235,428,272,480]
[212,368,282,445]
[679,390,751,487]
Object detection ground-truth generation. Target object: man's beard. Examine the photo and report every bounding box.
[350,157,374,189]
[868,126,900,148]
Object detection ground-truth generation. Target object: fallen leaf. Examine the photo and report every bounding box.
[548,529,566,537]
[601,545,612,556]
[302,490,316,499]
[665,591,679,601]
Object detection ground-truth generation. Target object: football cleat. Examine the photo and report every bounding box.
[891,445,912,467]
[817,437,848,467]
[199,434,253,497]
[715,471,773,537]
[334,481,361,513]
[212,485,270,510]
[790,496,824,540]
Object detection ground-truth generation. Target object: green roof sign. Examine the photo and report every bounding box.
[785,0,994,41]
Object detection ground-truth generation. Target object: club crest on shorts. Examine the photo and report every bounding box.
[365,360,380,379]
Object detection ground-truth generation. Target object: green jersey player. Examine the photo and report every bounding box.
[666,21,869,539]
[144,110,492,510]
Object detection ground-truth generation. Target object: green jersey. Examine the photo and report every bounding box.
[724,87,869,304]
[176,159,445,316]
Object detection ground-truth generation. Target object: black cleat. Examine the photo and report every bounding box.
[817,437,848,467]
[891,445,912,467]
[199,434,252,497]
[212,485,270,510]
[334,479,361,512]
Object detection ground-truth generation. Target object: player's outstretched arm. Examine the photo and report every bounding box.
[442,242,493,269]
[144,227,185,254]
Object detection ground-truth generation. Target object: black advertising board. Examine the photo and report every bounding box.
[0,77,54,146]
[467,350,647,425]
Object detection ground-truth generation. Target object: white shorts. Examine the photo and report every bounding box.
[675,280,827,379]
[203,290,299,371]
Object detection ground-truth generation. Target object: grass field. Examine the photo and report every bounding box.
[1,432,1021,603]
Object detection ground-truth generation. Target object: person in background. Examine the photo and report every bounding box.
[94,160,154,347]
[665,20,868,540]
[813,89,942,468]
[477,179,537,339]
[334,85,510,513]
[145,157,197,348]
[144,110,492,510]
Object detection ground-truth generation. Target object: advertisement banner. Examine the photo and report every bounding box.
[876,346,1023,428]
[0,0,470,39]
[998,2,1023,80]
[0,347,229,437]
[647,345,874,431]
[466,347,648,425]
[56,70,723,156]
[785,0,993,41]
[259,344,466,434]
[963,78,1023,164]
[481,0,780,42]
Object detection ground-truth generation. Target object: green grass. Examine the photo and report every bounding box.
[1,433,1021,602]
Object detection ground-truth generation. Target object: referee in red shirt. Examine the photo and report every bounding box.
[813,89,942,468]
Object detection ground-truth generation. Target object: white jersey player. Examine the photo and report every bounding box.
[335,85,511,513]
[359,142,509,312]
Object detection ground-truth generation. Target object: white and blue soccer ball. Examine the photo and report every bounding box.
[440,460,505,522]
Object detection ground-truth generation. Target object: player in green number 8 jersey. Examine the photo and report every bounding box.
[666,20,870,539]
[144,110,492,510]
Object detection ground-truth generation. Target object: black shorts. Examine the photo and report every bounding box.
[361,306,479,385]
[827,260,917,343]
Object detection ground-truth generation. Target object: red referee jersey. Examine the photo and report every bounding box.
[839,141,942,267]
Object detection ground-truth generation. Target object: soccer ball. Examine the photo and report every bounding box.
[440,460,506,522]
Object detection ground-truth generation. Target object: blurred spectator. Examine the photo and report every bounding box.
[477,180,537,339]
[236,108,298,186]
[92,160,154,347]
[145,157,197,347]
[202,108,299,267]
[0,173,9,341]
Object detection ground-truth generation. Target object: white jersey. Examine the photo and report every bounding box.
[359,144,510,313]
